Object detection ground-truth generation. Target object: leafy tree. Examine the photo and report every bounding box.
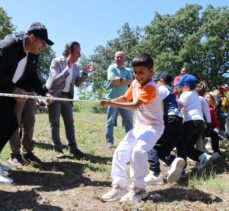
[137,4,229,87]
[201,5,229,86]
[37,46,56,84]
[79,23,142,99]
[0,6,55,85]
[0,7,14,39]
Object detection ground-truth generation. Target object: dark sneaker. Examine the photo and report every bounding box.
[9,154,26,166]
[55,150,65,158]
[23,153,42,164]
[70,148,86,159]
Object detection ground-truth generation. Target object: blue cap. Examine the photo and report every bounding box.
[174,74,197,87]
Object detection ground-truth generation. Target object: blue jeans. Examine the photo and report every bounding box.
[106,106,133,144]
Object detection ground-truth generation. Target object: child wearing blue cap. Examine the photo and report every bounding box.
[174,74,213,173]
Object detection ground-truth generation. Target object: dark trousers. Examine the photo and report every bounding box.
[147,115,183,174]
[210,129,220,153]
[9,98,36,156]
[48,93,77,152]
[177,120,205,164]
[0,99,18,152]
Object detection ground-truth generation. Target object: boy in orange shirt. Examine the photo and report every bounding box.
[100,53,164,202]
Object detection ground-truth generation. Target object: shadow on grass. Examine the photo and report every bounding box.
[33,141,68,151]
[9,161,111,192]
[0,189,62,211]
[148,187,222,204]
[83,153,112,164]
[33,141,112,165]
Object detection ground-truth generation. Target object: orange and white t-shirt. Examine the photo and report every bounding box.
[124,79,164,131]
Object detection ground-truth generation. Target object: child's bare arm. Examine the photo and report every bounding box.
[100,96,142,110]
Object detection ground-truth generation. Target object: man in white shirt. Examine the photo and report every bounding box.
[46,41,93,159]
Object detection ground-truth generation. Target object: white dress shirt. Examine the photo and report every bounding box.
[62,66,73,93]
[12,56,27,83]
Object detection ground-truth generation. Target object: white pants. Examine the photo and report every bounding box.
[111,126,163,189]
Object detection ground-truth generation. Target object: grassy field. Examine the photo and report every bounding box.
[0,102,229,211]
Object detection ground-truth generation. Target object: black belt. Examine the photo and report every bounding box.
[61,91,70,94]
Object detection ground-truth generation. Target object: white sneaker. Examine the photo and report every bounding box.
[120,187,148,202]
[101,185,127,202]
[0,168,13,184]
[205,142,212,150]
[107,143,113,149]
[144,171,164,185]
[0,164,11,172]
[196,153,213,171]
[212,152,220,160]
[167,157,185,183]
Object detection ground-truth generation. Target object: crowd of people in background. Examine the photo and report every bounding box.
[0,21,228,204]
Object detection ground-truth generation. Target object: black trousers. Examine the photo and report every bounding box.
[177,120,205,164]
[210,129,220,153]
[0,99,18,152]
[147,115,183,174]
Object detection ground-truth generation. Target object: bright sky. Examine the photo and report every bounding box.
[0,0,228,57]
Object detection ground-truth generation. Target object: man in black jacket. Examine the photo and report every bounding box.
[0,22,53,184]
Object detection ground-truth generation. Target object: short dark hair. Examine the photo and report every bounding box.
[131,53,154,68]
[63,41,80,57]
[195,81,208,96]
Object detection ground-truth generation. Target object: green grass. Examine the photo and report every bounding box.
[1,102,229,211]
[0,102,125,179]
[189,171,229,194]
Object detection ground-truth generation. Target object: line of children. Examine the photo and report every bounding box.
[174,74,213,172]
[145,71,185,185]
[100,52,220,202]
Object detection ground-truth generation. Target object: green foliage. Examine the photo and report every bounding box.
[0,6,55,86]
[72,103,80,112]
[78,4,229,99]
[79,23,142,99]
[0,7,14,39]
[137,4,229,87]
[37,46,56,84]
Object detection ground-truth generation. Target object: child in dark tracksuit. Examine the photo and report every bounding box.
[145,71,185,184]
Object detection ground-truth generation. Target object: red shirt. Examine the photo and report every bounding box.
[209,105,220,129]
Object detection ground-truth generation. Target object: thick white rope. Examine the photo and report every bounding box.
[0,93,98,103]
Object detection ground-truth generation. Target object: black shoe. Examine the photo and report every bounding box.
[70,148,86,159]
[24,153,42,164]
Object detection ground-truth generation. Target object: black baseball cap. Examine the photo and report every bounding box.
[27,22,54,45]
[154,71,173,84]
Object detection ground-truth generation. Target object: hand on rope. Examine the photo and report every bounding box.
[46,92,54,105]
[12,87,28,103]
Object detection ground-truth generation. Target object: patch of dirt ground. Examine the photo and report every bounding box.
[1,143,229,211]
